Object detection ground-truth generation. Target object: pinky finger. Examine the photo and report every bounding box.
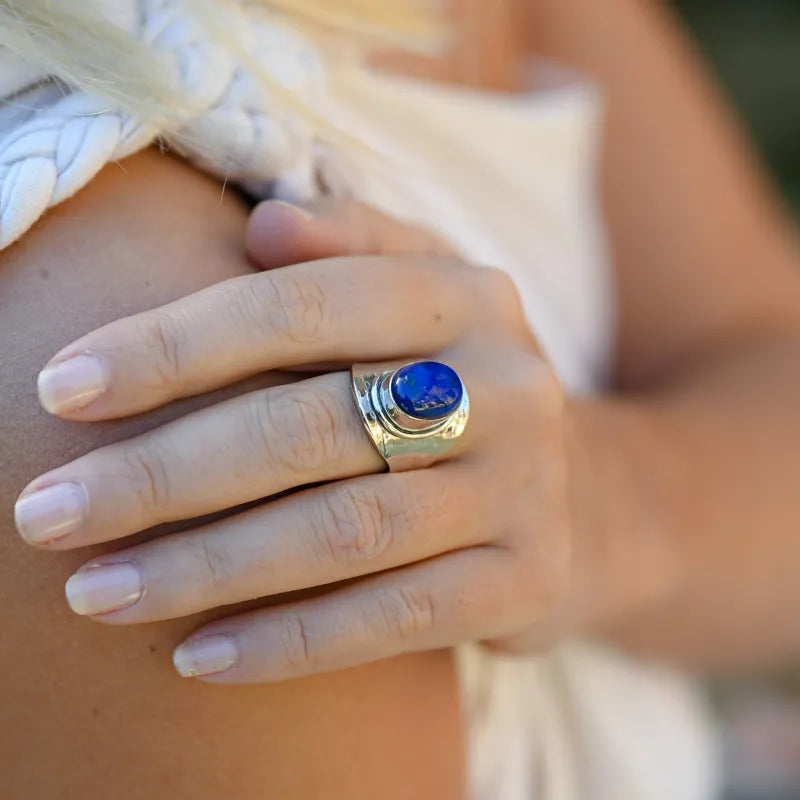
[173,546,523,684]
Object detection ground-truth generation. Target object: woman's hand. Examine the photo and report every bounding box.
[13,201,572,683]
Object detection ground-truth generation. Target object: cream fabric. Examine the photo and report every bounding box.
[324,66,719,799]
[0,0,324,249]
[0,5,719,797]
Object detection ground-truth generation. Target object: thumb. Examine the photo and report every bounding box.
[245,199,455,270]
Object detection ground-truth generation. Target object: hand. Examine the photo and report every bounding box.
[14,201,572,684]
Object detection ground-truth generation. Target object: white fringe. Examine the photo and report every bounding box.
[0,0,325,249]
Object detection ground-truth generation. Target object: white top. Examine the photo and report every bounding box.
[323,65,613,395]
[325,65,719,800]
[0,4,718,797]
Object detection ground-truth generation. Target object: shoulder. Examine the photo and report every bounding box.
[0,149,465,800]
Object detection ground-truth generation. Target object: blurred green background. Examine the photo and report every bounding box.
[673,5,799,797]
[675,0,800,216]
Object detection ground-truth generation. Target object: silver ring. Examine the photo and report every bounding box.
[351,360,470,472]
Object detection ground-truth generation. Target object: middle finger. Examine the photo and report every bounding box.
[15,372,382,549]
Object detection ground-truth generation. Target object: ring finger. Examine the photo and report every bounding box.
[16,355,480,549]
[15,372,382,549]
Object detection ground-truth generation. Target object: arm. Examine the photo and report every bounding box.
[0,150,464,799]
[527,0,800,668]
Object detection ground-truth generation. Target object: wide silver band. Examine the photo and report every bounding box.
[351,361,470,473]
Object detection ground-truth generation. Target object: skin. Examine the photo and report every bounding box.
[3,0,800,795]
[0,153,464,799]
[18,0,800,677]
[526,0,800,667]
[16,203,568,683]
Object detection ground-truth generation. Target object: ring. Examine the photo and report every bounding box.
[351,360,470,472]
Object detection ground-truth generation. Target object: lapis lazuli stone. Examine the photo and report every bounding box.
[390,361,463,421]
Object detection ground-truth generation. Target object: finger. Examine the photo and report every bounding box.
[15,373,384,549]
[61,466,487,624]
[171,546,526,683]
[245,200,454,271]
[37,256,476,420]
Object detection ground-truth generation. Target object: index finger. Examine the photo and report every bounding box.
[37,256,476,420]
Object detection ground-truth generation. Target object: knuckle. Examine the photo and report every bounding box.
[248,271,329,345]
[278,613,315,672]
[315,483,397,567]
[138,311,186,389]
[188,535,233,593]
[376,585,438,642]
[247,386,341,476]
[122,442,172,515]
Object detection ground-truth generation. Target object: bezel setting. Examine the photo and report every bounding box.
[351,360,470,472]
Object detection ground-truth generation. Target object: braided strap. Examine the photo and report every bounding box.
[0,0,325,249]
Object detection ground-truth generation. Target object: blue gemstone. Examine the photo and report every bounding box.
[390,361,463,421]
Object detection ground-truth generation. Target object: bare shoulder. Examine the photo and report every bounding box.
[0,150,464,799]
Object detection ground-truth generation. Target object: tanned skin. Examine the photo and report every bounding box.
[3,1,800,797]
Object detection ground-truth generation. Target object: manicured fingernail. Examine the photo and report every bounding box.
[14,482,88,544]
[269,200,314,221]
[173,635,239,678]
[38,354,108,415]
[65,563,144,616]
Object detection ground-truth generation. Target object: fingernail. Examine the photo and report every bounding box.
[65,563,144,616]
[268,200,314,221]
[173,635,239,678]
[38,354,108,415]
[14,482,88,544]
